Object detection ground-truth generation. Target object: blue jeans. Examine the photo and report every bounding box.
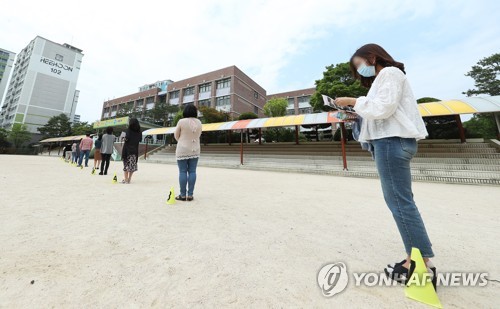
[78,150,90,166]
[371,137,434,258]
[177,158,199,197]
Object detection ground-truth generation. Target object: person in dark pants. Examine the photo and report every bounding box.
[121,118,142,184]
[335,43,435,288]
[99,127,115,175]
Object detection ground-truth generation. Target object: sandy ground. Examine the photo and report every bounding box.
[0,155,499,308]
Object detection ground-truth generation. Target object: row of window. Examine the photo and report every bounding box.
[168,78,231,99]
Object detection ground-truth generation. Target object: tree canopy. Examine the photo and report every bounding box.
[463,53,500,97]
[8,124,31,148]
[310,62,368,112]
[263,98,287,117]
[37,113,72,138]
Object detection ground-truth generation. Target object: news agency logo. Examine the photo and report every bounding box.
[317,262,349,297]
[317,262,489,297]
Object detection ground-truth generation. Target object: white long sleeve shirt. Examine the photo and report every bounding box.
[354,67,428,143]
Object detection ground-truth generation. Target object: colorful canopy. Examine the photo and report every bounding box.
[40,135,86,143]
[142,112,347,135]
[142,96,500,136]
[418,96,500,117]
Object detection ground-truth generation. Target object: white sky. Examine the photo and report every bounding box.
[1,0,499,123]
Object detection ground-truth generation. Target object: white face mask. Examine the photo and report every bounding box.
[357,62,376,77]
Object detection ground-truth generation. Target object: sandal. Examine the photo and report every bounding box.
[175,195,187,201]
[384,259,415,284]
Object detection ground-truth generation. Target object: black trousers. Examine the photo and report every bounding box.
[100,153,111,173]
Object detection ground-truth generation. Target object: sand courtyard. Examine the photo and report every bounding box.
[0,155,499,308]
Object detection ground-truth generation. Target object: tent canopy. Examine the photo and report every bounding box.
[142,96,500,136]
[40,135,86,143]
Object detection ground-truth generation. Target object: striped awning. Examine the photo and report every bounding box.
[142,95,500,136]
[39,135,86,143]
[142,112,348,135]
[418,96,500,117]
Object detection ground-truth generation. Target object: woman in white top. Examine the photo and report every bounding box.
[335,44,436,288]
[174,104,203,201]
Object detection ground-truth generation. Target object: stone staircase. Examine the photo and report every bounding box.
[143,140,500,185]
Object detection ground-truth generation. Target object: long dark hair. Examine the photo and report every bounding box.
[349,43,405,88]
[128,117,141,133]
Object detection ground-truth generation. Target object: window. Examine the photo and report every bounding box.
[287,109,296,115]
[254,91,259,99]
[254,106,259,114]
[184,86,194,96]
[215,95,230,107]
[198,99,211,108]
[299,107,312,114]
[169,90,179,99]
[216,78,230,89]
[287,98,295,105]
[55,54,63,61]
[298,96,310,103]
[199,83,211,93]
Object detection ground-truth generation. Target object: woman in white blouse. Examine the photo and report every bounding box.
[335,44,436,288]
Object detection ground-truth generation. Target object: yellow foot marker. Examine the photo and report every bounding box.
[405,247,442,308]
[166,187,176,205]
[112,173,118,184]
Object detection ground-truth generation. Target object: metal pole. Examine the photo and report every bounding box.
[48,143,52,156]
[295,125,299,145]
[144,138,148,160]
[240,130,244,165]
[340,122,348,170]
[258,128,262,145]
[454,114,466,143]
[57,142,61,156]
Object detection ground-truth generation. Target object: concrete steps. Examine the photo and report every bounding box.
[144,140,500,186]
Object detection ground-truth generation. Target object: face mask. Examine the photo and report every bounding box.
[357,62,376,77]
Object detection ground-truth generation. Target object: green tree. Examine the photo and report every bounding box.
[8,124,32,148]
[263,98,287,117]
[0,127,11,148]
[310,62,368,112]
[144,102,180,126]
[199,106,228,123]
[71,121,93,135]
[463,54,499,139]
[463,53,500,96]
[238,112,258,120]
[173,109,183,126]
[37,113,71,138]
[416,97,440,103]
[463,114,497,139]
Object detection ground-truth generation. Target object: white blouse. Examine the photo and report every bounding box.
[354,67,428,143]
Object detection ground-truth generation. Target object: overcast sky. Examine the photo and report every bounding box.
[1,0,499,122]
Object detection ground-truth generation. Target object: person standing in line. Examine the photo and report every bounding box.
[78,133,93,167]
[71,141,78,163]
[174,105,202,201]
[71,141,76,163]
[93,134,103,170]
[121,118,142,184]
[335,43,435,287]
[75,139,81,165]
[99,127,115,175]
